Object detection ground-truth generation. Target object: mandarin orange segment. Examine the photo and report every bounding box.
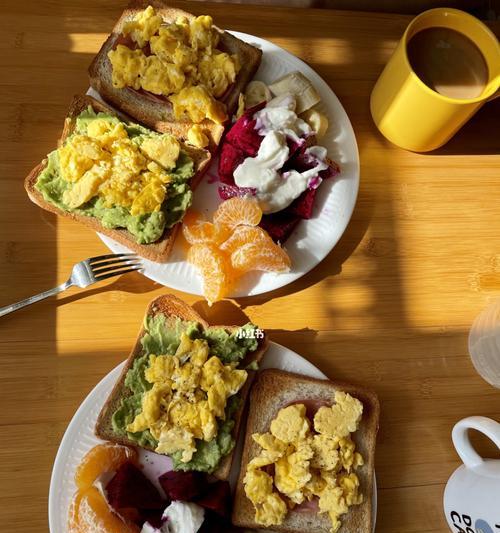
[74,444,137,491]
[73,486,140,533]
[220,225,273,255]
[188,243,235,304]
[183,220,232,245]
[182,209,203,227]
[231,241,291,273]
[213,197,262,227]
[68,491,84,533]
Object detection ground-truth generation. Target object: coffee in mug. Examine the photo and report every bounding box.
[407,27,489,99]
[370,8,500,152]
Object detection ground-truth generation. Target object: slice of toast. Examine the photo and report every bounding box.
[89,0,262,148]
[24,94,211,262]
[95,294,269,481]
[232,369,380,532]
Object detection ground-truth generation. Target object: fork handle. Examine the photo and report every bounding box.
[0,280,73,318]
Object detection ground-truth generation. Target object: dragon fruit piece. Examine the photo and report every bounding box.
[218,183,257,200]
[218,142,246,185]
[198,510,236,533]
[308,175,323,190]
[320,160,340,180]
[288,187,318,219]
[139,509,165,529]
[224,104,265,157]
[195,481,231,518]
[260,213,301,243]
[158,471,207,502]
[106,462,165,511]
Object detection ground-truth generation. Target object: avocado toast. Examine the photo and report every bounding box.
[95,294,268,481]
[24,94,211,262]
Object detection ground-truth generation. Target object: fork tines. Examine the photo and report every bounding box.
[88,253,143,282]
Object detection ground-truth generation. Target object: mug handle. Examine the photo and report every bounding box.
[452,416,500,468]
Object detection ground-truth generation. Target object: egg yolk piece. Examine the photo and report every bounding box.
[314,391,363,439]
[122,5,162,48]
[169,86,227,124]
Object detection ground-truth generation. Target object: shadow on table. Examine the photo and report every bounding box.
[54,271,158,308]
[426,98,500,156]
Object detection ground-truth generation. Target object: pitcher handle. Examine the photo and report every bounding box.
[452,416,500,468]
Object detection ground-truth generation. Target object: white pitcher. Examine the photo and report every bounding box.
[444,416,500,533]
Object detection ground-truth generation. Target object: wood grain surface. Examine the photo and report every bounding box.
[1,1,500,532]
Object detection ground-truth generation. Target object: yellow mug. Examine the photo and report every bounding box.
[370,8,500,152]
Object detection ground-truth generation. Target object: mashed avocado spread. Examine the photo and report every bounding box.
[111,314,259,473]
[35,107,195,244]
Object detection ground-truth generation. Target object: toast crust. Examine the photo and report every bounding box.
[88,0,262,149]
[232,369,380,533]
[24,94,211,262]
[94,294,269,481]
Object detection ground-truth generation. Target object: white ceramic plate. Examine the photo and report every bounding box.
[48,341,376,532]
[98,31,360,297]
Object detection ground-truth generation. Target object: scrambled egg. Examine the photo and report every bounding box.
[187,124,209,149]
[243,391,364,533]
[127,333,247,462]
[108,6,241,124]
[59,118,179,215]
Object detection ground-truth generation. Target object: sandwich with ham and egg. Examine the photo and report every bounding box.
[89,0,263,150]
[233,369,379,533]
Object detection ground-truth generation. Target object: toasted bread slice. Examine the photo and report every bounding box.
[89,0,263,149]
[24,94,211,263]
[233,369,380,532]
[95,294,269,481]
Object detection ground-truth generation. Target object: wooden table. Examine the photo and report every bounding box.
[1,1,500,531]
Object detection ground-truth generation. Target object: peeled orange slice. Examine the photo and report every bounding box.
[213,197,262,227]
[70,486,139,533]
[231,242,291,273]
[188,243,234,304]
[220,225,273,255]
[183,220,231,245]
[75,444,138,491]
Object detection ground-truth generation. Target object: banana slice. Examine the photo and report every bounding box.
[300,108,329,140]
[235,93,245,119]
[244,81,272,109]
[269,71,320,114]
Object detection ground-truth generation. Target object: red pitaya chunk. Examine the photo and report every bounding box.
[218,184,256,200]
[288,188,318,219]
[198,510,234,533]
[321,160,340,179]
[106,462,165,511]
[218,142,245,185]
[195,481,231,518]
[224,104,265,157]
[139,510,165,529]
[260,213,301,243]
[158,471,207,501]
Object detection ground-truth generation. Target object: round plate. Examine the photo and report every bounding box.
[48,342,376,532]
[98,31,360,297]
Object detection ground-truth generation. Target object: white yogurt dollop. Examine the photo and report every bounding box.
[163,501,205,533]
[233,94,328,214]
[140,501,205,533]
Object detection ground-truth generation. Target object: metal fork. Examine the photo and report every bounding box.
[0,253,142,318]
